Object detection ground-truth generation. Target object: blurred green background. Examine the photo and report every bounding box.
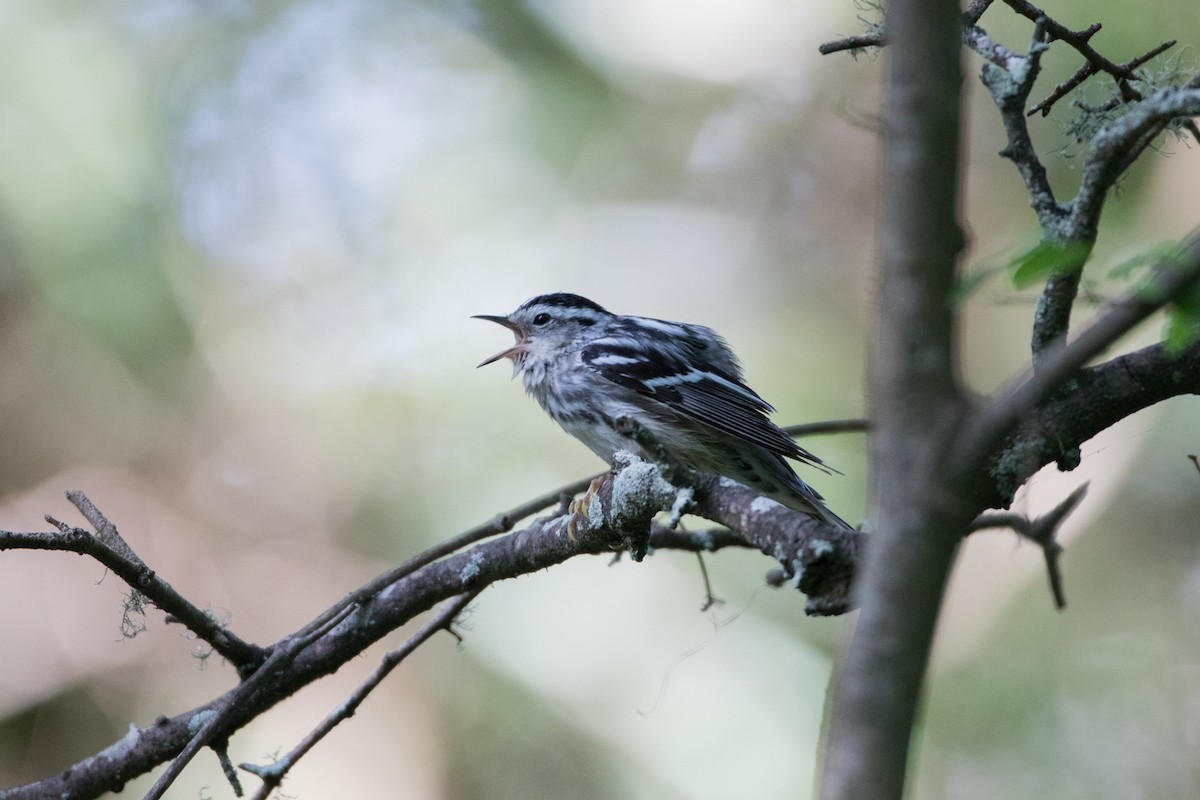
[0,1,1198,797]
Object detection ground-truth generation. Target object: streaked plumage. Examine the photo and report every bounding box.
[474,293,848,528]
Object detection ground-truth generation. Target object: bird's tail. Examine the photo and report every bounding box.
[725,447,854,529]
[780,480,854,530]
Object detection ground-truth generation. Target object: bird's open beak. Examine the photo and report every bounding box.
[472,314,527,369]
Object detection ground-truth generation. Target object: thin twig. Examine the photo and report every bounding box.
[67,491,136,560]
[214,744,242,798]
[781,418,870,437]
[142,605,357,800]
[818,33,885,56]
[647,524,750,553]
[1029,39,1177,117]
[242,593,476,800]
[694,552,724,612]
[4,493,268,675]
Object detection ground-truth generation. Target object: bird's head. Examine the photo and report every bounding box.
[474,293,611,376]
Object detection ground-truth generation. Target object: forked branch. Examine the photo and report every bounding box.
[0,438,864,800]
[1,492,267,675]
[970,483,1089,609]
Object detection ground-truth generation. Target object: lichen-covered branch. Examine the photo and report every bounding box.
[825,0,1200,364]
[980,336,1200,511]
[1068,81,1200,238]
[976,20,1200,357]
[689,473,863,615]
[820,2,1200,798]
[1028,38,1178,117]
[971,18,1063,228]
[969,13,1199,359]
[0,455,860,800]
[959,228,1200,478]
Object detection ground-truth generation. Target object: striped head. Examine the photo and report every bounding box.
[473,293,614,378]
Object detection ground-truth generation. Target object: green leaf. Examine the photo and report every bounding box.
[1163,307,1200,355]
[1009,241,1089,289]
[1164,281,1200,356]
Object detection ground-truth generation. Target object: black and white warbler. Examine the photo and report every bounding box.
[474,293,849,529]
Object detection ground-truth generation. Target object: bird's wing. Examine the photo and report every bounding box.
[580,340,835,473]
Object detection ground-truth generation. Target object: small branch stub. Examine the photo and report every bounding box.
[969,482,1088,609]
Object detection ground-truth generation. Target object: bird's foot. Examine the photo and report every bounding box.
[566,474,609,541]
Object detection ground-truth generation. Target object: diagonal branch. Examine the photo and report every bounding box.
[283,420,867,642]
[1069,82,1200,239]
[275,419,860,641]
[980,335,1200,510]
[1028,38,1178,117]
[142,604,359,800]
[282,471,602,645]
[958,228,1200,487]
[241,592,477,800]
[0,454,860,800]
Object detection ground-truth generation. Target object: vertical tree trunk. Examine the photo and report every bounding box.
[820,0,969,797]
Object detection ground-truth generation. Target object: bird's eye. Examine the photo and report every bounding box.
[532,312,552,326]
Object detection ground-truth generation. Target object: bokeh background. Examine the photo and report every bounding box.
[1,1,1199,798]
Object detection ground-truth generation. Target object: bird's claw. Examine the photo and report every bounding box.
[566,474,609,540]
[563,464,658,562]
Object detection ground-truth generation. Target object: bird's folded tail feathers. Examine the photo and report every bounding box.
[779,479,854,530]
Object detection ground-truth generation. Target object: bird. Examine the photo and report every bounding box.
[474,292,849,528]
